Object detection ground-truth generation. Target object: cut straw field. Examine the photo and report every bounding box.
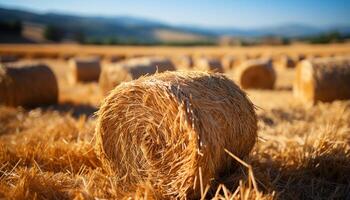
[0,44,350,199]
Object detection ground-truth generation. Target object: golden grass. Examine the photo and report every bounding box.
[0,45,350,199]
[0,94,349,199]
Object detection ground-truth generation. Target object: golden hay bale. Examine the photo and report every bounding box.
[95,71,257,198]
[274,55,297,69]
[0,55,18,63]
[0,64,58,107]
[99,57,175,95]
[68,57,101,84]
[293,57,350,105]
[221,55,237,71]
[235,58,276,89]
[173,55,193,69]
[195,57,224,73]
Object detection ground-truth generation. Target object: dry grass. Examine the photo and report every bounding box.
[0,45,350,199]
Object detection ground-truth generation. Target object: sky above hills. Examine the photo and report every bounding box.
[1,0,350,28]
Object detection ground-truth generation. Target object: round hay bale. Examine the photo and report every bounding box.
[235,58,276,89]
[221,55,237,71]
[173,55,193,69]
[0,63,58,107]
[195,57,224,73]
[274,55,296,69]
[293,57,350,105]
[95,71,257,198]
[0,55,18,63]
[99,57,175,95]
[68,57,101,84]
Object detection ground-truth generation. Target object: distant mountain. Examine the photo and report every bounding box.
[1,6,350,43]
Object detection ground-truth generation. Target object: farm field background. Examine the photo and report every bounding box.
[0,43,349,199]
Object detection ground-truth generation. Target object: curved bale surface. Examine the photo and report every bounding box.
[95,71,257,198]
[0,64,58,107]
[68,57,101,84]
[195,57,224,73]
[293,57,350,105]
[99,57,175,95]
[235,58,276,89]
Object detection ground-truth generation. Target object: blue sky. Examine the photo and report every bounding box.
[0,0,349,28]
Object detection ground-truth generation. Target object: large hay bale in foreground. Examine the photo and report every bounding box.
[235,58,276,89]
[293,57,350,105]
[96,71,257,198]
[68,57,101,84]
[99,57,175,95]
[0,64,58,107]
[195,57,224,72]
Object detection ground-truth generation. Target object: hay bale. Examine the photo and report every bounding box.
[95,71,257,198]
[235,58,276,89]
[68,57,101,84]
[173,55,193,69]
[0,55,18,63]
[99,57,175,95]
[221,55,237,71]
[0,63,58,107]
[195,57,224,73]
[274,55,297,69]
[293,57,350,105]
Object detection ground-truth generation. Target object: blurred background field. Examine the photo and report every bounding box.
[0,1,350,199]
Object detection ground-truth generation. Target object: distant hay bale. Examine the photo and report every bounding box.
[173,55,193,69]
[0,63,58,107]
[0,55,18,63]
[95,71,257,198]
[274,55,297,69]
[195,57,224,72]
[293,57,350,105]
[221,55,237,71]
[68,57,101,84]
[235,58,276,89]
[99,57,175,95]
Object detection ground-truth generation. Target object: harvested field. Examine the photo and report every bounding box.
[0,44,350,199]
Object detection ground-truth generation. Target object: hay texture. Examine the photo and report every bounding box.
[95,71,257,198]
[99,57,175,95]
[0,63,58,107]
[235,58,276,89]
[68,57,101,84]
[195,57,224,73]
[293,57,350,105]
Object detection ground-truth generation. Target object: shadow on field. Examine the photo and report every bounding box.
[44,102,98,118]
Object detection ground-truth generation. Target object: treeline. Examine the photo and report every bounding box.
[0,20,22,35]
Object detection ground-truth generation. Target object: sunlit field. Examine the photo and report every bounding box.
[0,43,349,199]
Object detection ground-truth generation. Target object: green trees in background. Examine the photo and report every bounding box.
[0,20,22,35]
[44,25,65,42]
